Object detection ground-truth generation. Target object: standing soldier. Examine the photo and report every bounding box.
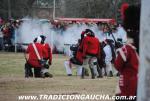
[102,39,114,77]
[100,24,117,77]
[114,4,140,101]
[76,29,101,79]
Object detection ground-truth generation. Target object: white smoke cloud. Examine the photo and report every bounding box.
[17,18,54,49]
[16,18,103,54]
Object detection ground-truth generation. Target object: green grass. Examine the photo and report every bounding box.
[0,52,117,101]
[0,53,68,77]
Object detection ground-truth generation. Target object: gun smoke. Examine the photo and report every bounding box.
[16,18,103,54]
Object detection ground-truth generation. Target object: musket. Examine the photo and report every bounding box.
[105,23,117,43]
[64,43,73,46]
[15,43,31,46]
[106,23,123,48]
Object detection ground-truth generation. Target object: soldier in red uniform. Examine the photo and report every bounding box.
[76,29,101,79]
[114,4,140,101]
[40,35,53,78]
[76,29,100,64]
[65,31,89,77]
[25,36,46,78]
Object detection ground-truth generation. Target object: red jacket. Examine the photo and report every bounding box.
[42,43,52,64]
[26,43,46,68]
[114,44,139,96]
[76,36,100,63]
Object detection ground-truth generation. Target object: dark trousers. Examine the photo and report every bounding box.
[97,65,103,78]
[34,68,42,78]
[25,63,42,78]
[25,63,33,78]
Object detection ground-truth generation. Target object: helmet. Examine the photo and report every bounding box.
[34,36,42,43]
[123,4,140,53]
[85,29,95,37]
[40,35,46,44]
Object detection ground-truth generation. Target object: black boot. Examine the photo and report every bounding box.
[45,72,53,78]
[108,71,113,77]
[97,66,103,78]
[67,74,72,76]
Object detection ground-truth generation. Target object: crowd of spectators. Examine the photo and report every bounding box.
[0,18,20,51]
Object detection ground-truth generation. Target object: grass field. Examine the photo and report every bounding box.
[0,52,118,101]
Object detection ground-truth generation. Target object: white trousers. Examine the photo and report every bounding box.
[41,68,49,74]
[103,45,113,75]
[64,60,82,76]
